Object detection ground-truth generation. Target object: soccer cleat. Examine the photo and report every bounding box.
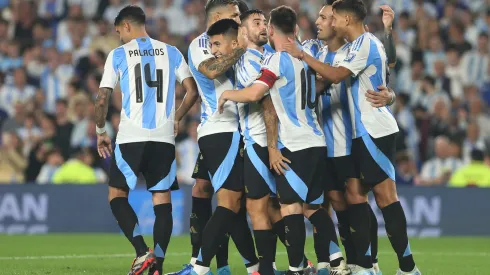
[164,264,193,275]
[190,270,214,275]
[372,263,382,275]
[286,271,304,275]
[317,262,330,275]
[127,249,156,275]
[349,265,375,275]
[251,272,261,275]
[317,268,329,275]
[329,260,351,275]
[217,265,231,275]
[148,271,160,275]
[304,260,316,275]
[395,266,421,275]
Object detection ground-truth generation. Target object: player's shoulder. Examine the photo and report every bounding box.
[189,32,210,50]
[351,33,381,52]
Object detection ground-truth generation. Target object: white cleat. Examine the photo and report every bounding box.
[349,265,375,275]
[395,266,421,275]
[329,260,351,275]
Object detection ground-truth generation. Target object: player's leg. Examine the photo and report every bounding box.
[150,191,173,275]
[367,203,381,275]
[244,144,276,275]
[360,134,419,274]
[108,142,154,275]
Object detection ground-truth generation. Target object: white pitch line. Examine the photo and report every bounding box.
[0,251,488,261]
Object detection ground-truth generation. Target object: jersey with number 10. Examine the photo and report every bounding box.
[256,51,325,152]
[100,36,191,145]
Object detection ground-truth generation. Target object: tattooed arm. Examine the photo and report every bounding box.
[198,47,245,79]
[380,5,397,68]
[95,87,113,159]
[262,95,290,175]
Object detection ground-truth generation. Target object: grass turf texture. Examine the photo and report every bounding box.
[0,235,488,274]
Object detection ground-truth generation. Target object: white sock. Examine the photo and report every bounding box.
[273,262,278,270]
[190,257,197,266]
[193,264,210,275]
[246,263,259,274]
[317,262,330,270]
[290,266,303,272]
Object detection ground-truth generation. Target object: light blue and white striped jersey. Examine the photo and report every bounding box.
[256,52,325,152]
[100,36,191,145]
[188,32,238,139]
[317,43,353,157]
[302,39,324,58]
[461,51,489,88]
[236,47,274,148]
[340,33,399,139]
[0,84,36,116]
[41,64,74,114]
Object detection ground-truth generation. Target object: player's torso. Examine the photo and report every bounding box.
[302,39,324,58]
[188,33,238,139]
[346,33,399,139]
[115,37,178,144]
[267,52,325,152]
[317,44,353,157]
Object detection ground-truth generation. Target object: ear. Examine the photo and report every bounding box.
[231,39,239,48]
[214,12,221,22]
[294,24,300,37]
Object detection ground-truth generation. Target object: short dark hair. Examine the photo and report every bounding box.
[114,5,146,26]
[324,0,335,6]
[237,0,249,13]
[479,32,489,39]
[423,75,436,86]
[270,5,297,35]
[205,0,238,16]
[208,19,239,38]
[471,149,485,162]
[332,0,367,21]
[240,9,265,23]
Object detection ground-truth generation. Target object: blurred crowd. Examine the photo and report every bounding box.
[0,0,489,187]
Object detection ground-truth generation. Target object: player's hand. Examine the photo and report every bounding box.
[97,132,113,159]
[218,92,229,114]
[366,86,393,108]
[380,5,395,32]
[268,147,291,175]
[284,37,303,59]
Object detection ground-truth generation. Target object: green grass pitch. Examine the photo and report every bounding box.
[0,235,488,274]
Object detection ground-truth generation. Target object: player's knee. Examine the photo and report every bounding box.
[192,179,213,198]
[345,187,368,205]
[328,191,347,211]
[280,202,303,216]
[108,187,128,202]
[152,191,171,205]
[303,204,320,219]
[373,179,399,209]
[217,189,242,213]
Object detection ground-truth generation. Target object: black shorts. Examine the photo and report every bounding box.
[198,131,244,193]
[109,142,179,192]
[244,143,276,199]
[275,147,326,205]
[351,133,397,186]
[324,155,357,192]
[191,151,211,181]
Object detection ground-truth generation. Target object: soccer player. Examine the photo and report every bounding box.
[95,5,199,275]
[218,6,349,275]
[282,0,421,274]
[187,1,259,275]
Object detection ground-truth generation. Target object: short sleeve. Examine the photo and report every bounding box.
[254,53,281,88]
[169,46,192,83]
[189,36,214,70]
[339,35,371,77]
[100,49,118,89]
[237,56,262,89]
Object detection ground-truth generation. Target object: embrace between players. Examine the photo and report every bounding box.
[94,1,422,275]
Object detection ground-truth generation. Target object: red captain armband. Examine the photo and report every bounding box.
[256,69,278,88]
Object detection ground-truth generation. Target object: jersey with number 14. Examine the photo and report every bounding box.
[100,36,191,145]
[256,51,325,152]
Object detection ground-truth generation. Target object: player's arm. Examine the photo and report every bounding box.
[283,38,351,84]
[175,77,199,121]
[218,83,269,113]
[366,85,396,107]
[380,5,397,68]
[198,47,245,79]
[95,87,112,129]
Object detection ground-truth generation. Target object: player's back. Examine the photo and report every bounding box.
[317,43,353,157]
[341,32,398,139]
[188,32,238,139]
[102,37,189,145]
[260,51,325,152]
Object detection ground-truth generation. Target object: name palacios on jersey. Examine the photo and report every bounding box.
[128,48,166,58]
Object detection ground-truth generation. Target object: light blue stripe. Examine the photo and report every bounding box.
[188,49,217,116]
[361,135,395,181]
[149,159,177,191]
[309,193,324,204]
[248,49,262,59]
[211,131,240,192]
[53,75,60,102]
[246,145,276,194]
[403,243,412,257]
[114,144,138,190]
[322,94,334,157]
[249,60,261,73]
[166,45,179,118]
[279,53,300,127]
[137,38,157,129]
[114,47,131,118]
[133,223,141,237]
[476,56,484,85]
[284,166,309,201]
[340,82,352,155]
[468,55,475,80]
[351,78,367,137]
[197,249,202,261]
[365,243,372,256]
[329,241,341,255]
[154,243,165,258]
[243,104,253,145]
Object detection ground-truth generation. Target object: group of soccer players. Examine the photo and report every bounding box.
[94,1,422,275]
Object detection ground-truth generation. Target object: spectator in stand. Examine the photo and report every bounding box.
[424,36,446,76]
[419,136,463,186]
[397,59,424,106]
[395,153,417,186]
[395,11,416,48]
[449,149,490,187]
[17,113,43,156]
[40,48,73,114]
[468,99,490,139]
[417,76,450,115]
[0,68,36,116]
[444,46,464,102]
[37,0,65,21]
[1,102,26,133]
[462,122,486,163]
[460,32,489,88]
[395,93,420,164]
[36,148,64,184]
[52,147,104,184]
[0,132,27,183]
[447,20,472,56]
[54,99,74,159]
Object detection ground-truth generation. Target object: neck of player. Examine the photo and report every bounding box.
[325,37,345,52]
[247,41,264,53]
[346,24,366,43]
[130,29,150,42]
[272,35,294,52]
